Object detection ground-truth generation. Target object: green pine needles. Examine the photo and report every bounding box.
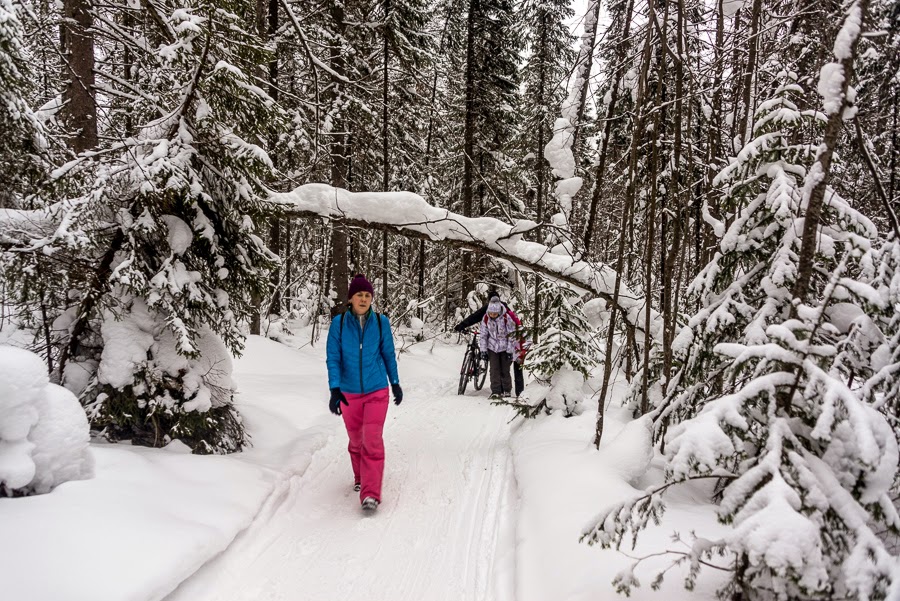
[585,74,900,600]
[2,0,283,453]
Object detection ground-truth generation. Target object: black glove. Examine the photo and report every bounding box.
[329,388,348,415]
[506,352,513,362]
[453,322,464,332]
[391,383,403,405]
[480,351,489,361]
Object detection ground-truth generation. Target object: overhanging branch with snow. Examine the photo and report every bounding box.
[269,184,660,340]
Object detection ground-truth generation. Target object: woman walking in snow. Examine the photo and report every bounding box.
[479,296,517,399]
[326,274,402,512]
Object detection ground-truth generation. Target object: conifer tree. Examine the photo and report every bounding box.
[514,281,598,416]
[0,0,45,208]
[584,66,900,600]
[3,0,282,453]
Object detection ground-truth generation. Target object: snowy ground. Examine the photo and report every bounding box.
[2,325,727,601]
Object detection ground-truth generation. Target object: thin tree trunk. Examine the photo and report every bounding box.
[890,87,898,207]
[329,2,350,314]
[570,0,601,156]
[535,11,548,225]
[792,0,869,301]
[582,0,635,256]
[268,0,281,316]
[662,0,687,384]
[642,0,669,415]
[595,0,656,447]
[62,0,97,153]
[737,0,763,147]
[381,0,391,307]
[461,0,479,299]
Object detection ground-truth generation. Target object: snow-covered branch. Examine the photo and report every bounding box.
[269,183,660,340]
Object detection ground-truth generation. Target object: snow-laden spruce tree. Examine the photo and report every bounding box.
[0,0,45,207]
[512,281,598,417]
[3,0,280,453]
[583,68,900,600]
[858,236,900,425]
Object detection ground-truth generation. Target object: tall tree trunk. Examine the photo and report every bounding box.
[595,0,655,447]
[570,0,601,158]
[461,0,479,299]
[662,0,687,387]
[792,0,869,301]
[329,2,350,315]
[737,0,763,147]
[582,0,635,256]
[381,0,391,307]
[62,0,97,153]
[267,0,282,317]
[535,11,548,225]
[641,0,669,415]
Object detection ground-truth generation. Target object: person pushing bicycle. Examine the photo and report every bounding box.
[454,288,528,398]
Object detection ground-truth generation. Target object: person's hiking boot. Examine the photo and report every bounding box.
[501,391,511,399]
[354,483,361,492]
[361,497,379,511]
[488,393,502,401]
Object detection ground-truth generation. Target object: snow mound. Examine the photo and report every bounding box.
[600,415,653,483]
[0,346,93,495]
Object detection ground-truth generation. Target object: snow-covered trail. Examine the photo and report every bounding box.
[167,339,518,601]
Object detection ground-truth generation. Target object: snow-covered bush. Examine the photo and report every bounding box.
[0,345,93,496]
[517,282,598,416]
[1,0,281,453]
[85,297,241,453]
[583,73,900,600]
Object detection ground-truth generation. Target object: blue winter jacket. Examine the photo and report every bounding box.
[326,309,400,394]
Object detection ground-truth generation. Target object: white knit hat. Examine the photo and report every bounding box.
[487,296,503,315]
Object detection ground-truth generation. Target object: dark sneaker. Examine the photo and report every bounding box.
[488,393,502,400]
[361,497,379,511]
[501,392,511,399]
[354,483,361,492]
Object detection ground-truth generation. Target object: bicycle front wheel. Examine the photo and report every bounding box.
[474,355,488,390]
[458,351,473,395]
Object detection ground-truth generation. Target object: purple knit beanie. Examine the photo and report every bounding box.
[348,273,374,299]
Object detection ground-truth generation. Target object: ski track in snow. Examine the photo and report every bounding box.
[167,367,517,601]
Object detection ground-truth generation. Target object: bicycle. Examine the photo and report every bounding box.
[458,328,489,395]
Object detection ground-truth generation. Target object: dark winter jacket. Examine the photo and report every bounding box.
[326,309,400,394]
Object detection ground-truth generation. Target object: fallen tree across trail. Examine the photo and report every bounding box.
[269,184,660,341]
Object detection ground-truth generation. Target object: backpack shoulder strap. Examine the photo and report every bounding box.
[376,312,383,346]
[340,311,345,337]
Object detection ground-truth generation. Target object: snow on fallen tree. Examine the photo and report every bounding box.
[268,183,660,341]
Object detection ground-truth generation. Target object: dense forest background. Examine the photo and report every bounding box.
[3,0,900,597]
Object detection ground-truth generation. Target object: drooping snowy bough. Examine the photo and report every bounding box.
[268,183,660,342]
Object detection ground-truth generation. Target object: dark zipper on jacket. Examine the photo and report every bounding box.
[359,311,369,393]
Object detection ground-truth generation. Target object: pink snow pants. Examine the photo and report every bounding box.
[341,387,389,502]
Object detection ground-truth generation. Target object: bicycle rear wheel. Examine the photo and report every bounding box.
[474,355,488,390]
[458,350,473,395]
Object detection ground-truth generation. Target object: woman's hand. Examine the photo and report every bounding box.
[329,388,348,415]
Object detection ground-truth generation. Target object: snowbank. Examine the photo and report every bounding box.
[0,345,93,495]
[511,407,729,600]
[0,335,332,601]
